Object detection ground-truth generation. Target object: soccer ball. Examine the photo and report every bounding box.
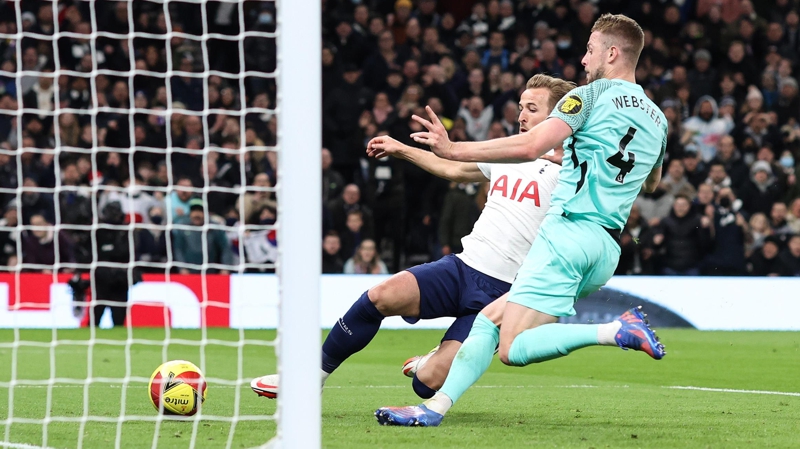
[148,360,207,416]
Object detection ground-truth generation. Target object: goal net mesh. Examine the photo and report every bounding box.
[0,1,287,447]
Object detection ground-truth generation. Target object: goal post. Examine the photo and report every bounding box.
[275,0,322,447]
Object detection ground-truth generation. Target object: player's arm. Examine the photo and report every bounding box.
[409,105,571,163]
[643,166,662,193]
[412,86,595,163]
[643,128,668,193]
[367,135,488,182]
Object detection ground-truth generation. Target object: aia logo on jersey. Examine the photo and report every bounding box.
[489,175,540,206]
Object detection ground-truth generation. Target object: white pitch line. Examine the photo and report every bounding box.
[667,386,800,397]
[5,384,799,397]
[0,443,61,449]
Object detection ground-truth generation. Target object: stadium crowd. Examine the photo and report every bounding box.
[2,0,800,277]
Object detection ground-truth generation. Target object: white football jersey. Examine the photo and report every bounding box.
[456,158,561,283]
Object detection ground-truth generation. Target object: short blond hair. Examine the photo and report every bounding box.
[591,13,645,65]
[525,74,577,111]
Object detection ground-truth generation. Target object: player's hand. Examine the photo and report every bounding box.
[366,136,404,159]
[410,106,455,159]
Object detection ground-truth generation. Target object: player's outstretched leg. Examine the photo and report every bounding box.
[252,272,420,398]
[376,298,508,426]
[502,305,665,367]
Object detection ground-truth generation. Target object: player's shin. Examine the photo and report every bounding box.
[321,291,385,375]
[507,323,601,365]
[425,314,499,416]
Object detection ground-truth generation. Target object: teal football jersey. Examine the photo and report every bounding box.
[547,79,668,230]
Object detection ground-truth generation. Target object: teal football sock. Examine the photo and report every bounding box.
[436,314,499,406]
[507,323,600,366]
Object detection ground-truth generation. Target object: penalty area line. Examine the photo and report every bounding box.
[666,386,800,397]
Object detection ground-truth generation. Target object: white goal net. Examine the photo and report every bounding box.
[0,0,320,448]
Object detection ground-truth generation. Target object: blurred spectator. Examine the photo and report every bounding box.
[682,149,708,188]
[770,201,794,235]
[98,174,162,224]
[21,214,75,272]
[710,135,748,190]
[90,201,141,327]
[323,64,373,182]
[616,204,652,275]
[682,96,734,162]
[339,209,369,260]
[747,212,773,257]
[239,173,276,225]
[171,198,233,274]
[740,161,783,215]
[329,184,374,239]
[787,198,800,233]
[661,159,697,199]
[747,236,783,276]
[635,180,674,225]
[20,177,55,225]
[0,202,19,267]
[651,195,712,276]
[687,50,717,106]
[458,96,493,141]
[343,239,388,274]
[692,183,716,217]
[137,205,168,270]
[703,188,747,276]
[167,177,195,223]
[241,205,277,273]
[779,234,800,276]
[704,162,731,193]
[322,148,345,204]
[439,182,479,255]
[322,231,344,274]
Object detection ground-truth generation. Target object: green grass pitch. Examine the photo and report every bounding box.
[0,328,798,448]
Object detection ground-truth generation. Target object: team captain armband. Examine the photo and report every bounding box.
[549,80,615,133]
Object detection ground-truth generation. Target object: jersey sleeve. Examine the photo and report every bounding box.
[549,80,614,133]
[477,163,492,179]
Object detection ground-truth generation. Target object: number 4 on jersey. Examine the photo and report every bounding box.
[607,127,637,183]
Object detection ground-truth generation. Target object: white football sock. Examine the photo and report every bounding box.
[423,392,453,416]
[321,369,330,386]
[597,320,622,346]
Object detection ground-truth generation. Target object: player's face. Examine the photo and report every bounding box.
[517,88,551,133]
[582,32,606,83]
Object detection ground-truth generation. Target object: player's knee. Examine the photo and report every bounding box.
[367,283,391,314]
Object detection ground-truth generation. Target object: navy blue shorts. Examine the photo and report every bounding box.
[405,254,511,343]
